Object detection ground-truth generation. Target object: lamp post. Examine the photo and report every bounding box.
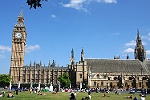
[58,81,60,92]
[9,81,12,91]
[30,81,33,89]
[18,67,21,89]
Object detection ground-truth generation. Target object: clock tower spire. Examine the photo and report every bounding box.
[10,9,27,84]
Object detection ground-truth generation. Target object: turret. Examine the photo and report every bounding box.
[40,60,42,66]
[34,61,36,67]
[51,60,55,67]
[18,9,24,23]
[81,48,84,62]
[70,48,75,65]
[126,55,129,59]
[48,60,50,67]
[30,60,32,66]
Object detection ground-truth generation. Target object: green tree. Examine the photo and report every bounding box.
[57,73,71,88]
[26,0,48,9]
[0,74,11,88]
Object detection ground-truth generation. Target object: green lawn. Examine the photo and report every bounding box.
[0,91,150,100]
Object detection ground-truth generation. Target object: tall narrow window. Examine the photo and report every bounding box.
[80,74,82,78]
[101,81,104,86]
[97,74,100,78]
[94,81,96,86]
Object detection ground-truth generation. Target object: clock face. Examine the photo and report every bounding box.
[15,33,22,38]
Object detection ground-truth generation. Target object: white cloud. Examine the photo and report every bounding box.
[125,40,136,46]
[0,54,6,58]
[0,45,40,53]
[123,33,150,57]
[62,0,117,11]
[96,0,117,3]
[62,0,87,11]
[124,39,146,54]
[110,32,120,36]
[125,40,146,46]
[51,14,56,18]
[146,50,150,55]
[142,41,147,45]
[123,48,134,53]
[142,33,150,40]
[0,45,11,52]
[25,45,40,53]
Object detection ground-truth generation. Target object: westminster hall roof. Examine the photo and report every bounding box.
[85,59,150,74]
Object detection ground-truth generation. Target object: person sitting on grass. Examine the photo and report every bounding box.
[140,95,145,100]
[0,91,5,97]
[70,93,76,100]
[102,93,106,97]
[7,92,14,98]
[126,95,132,99]
[84,95,91,100]
[102,93,110,97]
[133,97,138,100]
[37,91,42,95]
[84,91,91,100]
[52,91,57,94]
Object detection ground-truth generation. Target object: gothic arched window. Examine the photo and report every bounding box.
[97,74,100,78]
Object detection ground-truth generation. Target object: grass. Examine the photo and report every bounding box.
[0,91,150,100]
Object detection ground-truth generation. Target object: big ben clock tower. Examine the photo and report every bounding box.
[10,10,27,84]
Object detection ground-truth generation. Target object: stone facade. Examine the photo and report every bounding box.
[10,11,150,89]
[22,60,68,85]
[84,59,150,89]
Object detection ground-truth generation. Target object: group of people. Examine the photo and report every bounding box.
[0,88,21,98]
[125,94,146,100]
[133,95,146,100]
[0,87,148,100]
[0,91,14,98]
[70,91,91,100]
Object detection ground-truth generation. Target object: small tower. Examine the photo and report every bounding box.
[34,61,36,67]
[51,60,55,67]
[70,48,75,65]
[81,48,84,62]
[40,60,42,66]
[30,60,32,66]
[48,60,51,67]
[69,49,77,88]
[134,29,146,62]
[126,55,129,59]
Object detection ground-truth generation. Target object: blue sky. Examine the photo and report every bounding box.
[0,0,150,74]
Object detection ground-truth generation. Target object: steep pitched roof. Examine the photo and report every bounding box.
[85,59,150,74]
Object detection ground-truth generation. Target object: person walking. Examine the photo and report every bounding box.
[70,93,76,100]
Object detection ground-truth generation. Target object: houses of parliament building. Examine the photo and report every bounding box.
[10,11,150,89]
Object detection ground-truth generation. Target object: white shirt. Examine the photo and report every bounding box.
[88,95,91,99]
[140,97,145,100]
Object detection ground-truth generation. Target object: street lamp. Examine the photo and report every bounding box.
[18,67,21,89]
[58,81,60,91]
